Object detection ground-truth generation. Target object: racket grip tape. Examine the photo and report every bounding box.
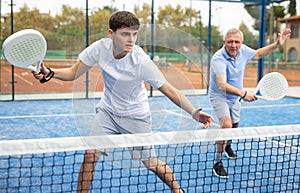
[40,68,54,83]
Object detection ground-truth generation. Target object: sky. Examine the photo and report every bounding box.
[1,0,296,35]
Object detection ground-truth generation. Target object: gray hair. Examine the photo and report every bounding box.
[223,28,244,41]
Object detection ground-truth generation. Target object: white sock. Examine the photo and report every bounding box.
[216,152,222,162]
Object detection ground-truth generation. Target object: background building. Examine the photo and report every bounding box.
[279,15,300,62]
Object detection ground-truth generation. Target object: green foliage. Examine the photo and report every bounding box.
[244,3,286,32]
[138,3,222,53]
[0,3,225,57]
[134,3,151,24]
[239,22,258,49]
[274,5,285,18]
[54,5,85,35]
[1,4,112,58]
[288,0,297,16]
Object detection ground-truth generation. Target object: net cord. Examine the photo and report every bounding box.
[0,124,299,156]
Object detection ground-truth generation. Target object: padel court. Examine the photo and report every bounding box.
[0,94,300,192]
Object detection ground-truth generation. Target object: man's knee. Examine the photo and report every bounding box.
[84,150,101,163]
[220,116,233,128]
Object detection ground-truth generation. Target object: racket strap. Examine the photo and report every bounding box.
[40,68,54,83]
[239,91,247,103]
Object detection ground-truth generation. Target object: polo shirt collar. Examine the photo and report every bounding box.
[221,45,241,60]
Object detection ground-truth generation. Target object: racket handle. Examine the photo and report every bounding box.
[26,61,41,72]
[240,95,262,103]
[239,97,245,104]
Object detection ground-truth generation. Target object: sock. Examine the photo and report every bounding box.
[215,152,222,162]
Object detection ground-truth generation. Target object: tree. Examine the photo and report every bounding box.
[244,3,286,32]
[1,4,54,39]
[54,5,85,35]
[239,22,258,49]
[0,3,223,57]
[288,0,297,16]
[134,3,151,25]
[88,8,111,43]
[156,4,199,28]
[201,25,222,53]
[51,5,86,56]
[154,4,222,53]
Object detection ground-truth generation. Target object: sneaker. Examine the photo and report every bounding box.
[225,145,237,160]
[213,161,228,178]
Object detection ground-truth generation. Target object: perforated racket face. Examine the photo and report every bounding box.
[259,72,289,101]
[2,29,47,71]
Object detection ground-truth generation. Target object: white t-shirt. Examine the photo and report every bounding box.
[79,38,167,117]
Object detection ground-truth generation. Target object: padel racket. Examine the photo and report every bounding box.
[2,29,47,72]
[240,72,288,103]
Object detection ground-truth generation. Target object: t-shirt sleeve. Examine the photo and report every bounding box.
[142,60,167,89]
[242,44,256,61]
[211,56,227,75]
[78,40,101,67]
[135,48,167,88]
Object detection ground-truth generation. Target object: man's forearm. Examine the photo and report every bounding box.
[254,41,279,60]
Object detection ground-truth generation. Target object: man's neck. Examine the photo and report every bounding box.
[113,51,127,59]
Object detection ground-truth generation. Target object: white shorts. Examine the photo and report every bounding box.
[88,106,156,160]
[210,99,241,124]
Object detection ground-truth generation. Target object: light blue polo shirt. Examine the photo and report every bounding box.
[208,44,256,103]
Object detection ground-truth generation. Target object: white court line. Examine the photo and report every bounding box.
[164,110,221,128]
[242,103,300,109]
[164,110,191,119]
[0,103,299,120]
[3,67,33,86]
[2,66,64,86]
[159,103,300,115]
[164,103,300,113]
[0,113,93,119]
[165,107,300,150]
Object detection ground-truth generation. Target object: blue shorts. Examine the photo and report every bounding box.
[210,99,241,124]
[88,106,156,160]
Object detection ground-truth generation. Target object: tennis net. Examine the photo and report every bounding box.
[1,124,300,192]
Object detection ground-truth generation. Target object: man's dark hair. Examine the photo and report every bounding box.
[109,11,140,32]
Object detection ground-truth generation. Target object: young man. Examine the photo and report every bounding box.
[209,28,291,178]
[33,11,213,193]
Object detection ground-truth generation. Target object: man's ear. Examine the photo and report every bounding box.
[108,29,113,37]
